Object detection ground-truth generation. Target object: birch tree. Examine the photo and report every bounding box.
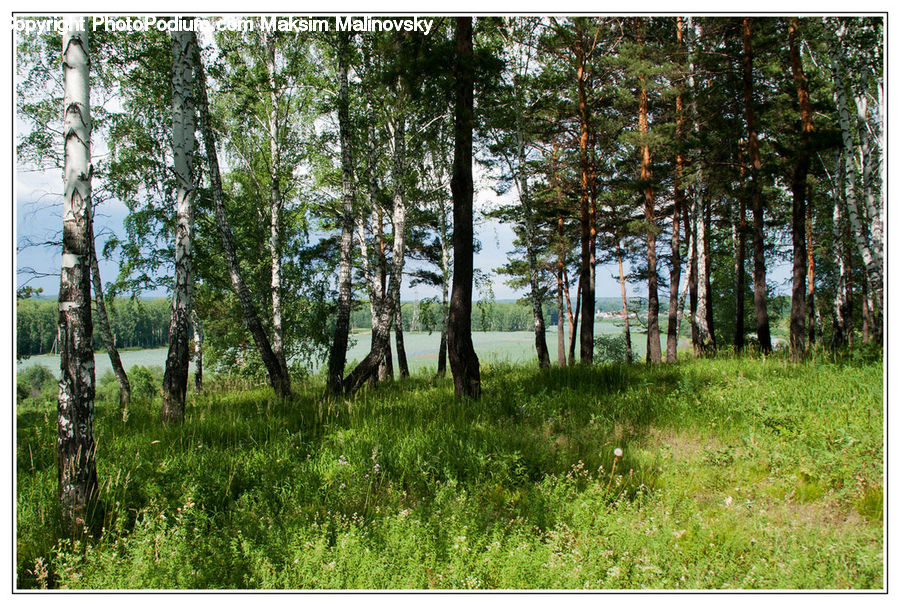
[162,26,198,423]
[58,17,97,533]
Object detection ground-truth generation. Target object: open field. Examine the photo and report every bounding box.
[16,350,883,589]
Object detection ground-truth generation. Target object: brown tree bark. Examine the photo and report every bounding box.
[637,20,661,364]
[742,17,773,353]
[448,17,481,398]
[58,19,97,534]
[666,17,685,364]
[575,21,595,364]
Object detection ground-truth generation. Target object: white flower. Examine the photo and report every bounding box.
[724,495,733,507]
[614,448,623,457]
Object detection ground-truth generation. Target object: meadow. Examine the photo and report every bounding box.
[15,347,883,589]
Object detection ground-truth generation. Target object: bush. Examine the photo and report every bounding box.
[16,365,56,404]
[129,365,163,403]
[594,334,627,363]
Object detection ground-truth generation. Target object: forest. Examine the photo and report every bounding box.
[14,15,883,590]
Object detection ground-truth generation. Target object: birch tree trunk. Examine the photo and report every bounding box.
[162,27,198,423]
[263,31,288,380]
[685,18,714,355]
[831,151,852,348]
[742,17,773,353]
[827,22,883,342]
[448,17,481,398]
[192,37,290,398]
[58,18,97,534]
[327,31,355,394]
[734,145,747,352]
[191,310,203,394]
[87,216,130,409]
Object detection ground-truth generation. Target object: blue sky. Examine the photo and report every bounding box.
[16,159,652,302]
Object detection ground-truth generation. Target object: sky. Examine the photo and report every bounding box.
[15,160,645,303]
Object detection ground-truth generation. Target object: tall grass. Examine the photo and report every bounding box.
[16,351,883,589]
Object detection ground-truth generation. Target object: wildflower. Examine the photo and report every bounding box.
[614,448,623,458]
[724,495,733,507]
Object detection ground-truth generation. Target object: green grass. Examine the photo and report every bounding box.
[16,351,883,589]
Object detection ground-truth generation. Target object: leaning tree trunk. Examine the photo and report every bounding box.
[742,17,773,353]
[192,37,290,398]
[162,28,198,423]
[448,16,481,398]
[788,17,811,362]
[58,19,97,535]
[327,31,355,395]
[87,215,130,409]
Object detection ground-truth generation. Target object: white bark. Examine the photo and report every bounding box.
[162,28,197,422]
[58,17,96,533]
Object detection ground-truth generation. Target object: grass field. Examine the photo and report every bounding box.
[15,349,883,589]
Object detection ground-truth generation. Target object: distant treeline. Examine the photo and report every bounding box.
[17,297,171,358]
[18,295,652,357]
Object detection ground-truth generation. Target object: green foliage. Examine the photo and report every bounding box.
[16,353,882,589]
[16,364,56,405]
[593,334,628,363]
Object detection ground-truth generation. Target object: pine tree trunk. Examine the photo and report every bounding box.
[163,28,198,423]
[556,214,567,367]
[58,19,97,534]
[734,145,747,352]
[576,22,595,364]
[87,217,130,409]
[193,37,290,398]
[788,17,811,362]
[637,26,661,364]
[666,21,685,363]
[742,17,773,353]
[448,17,481,398]
[327,31,355,394]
